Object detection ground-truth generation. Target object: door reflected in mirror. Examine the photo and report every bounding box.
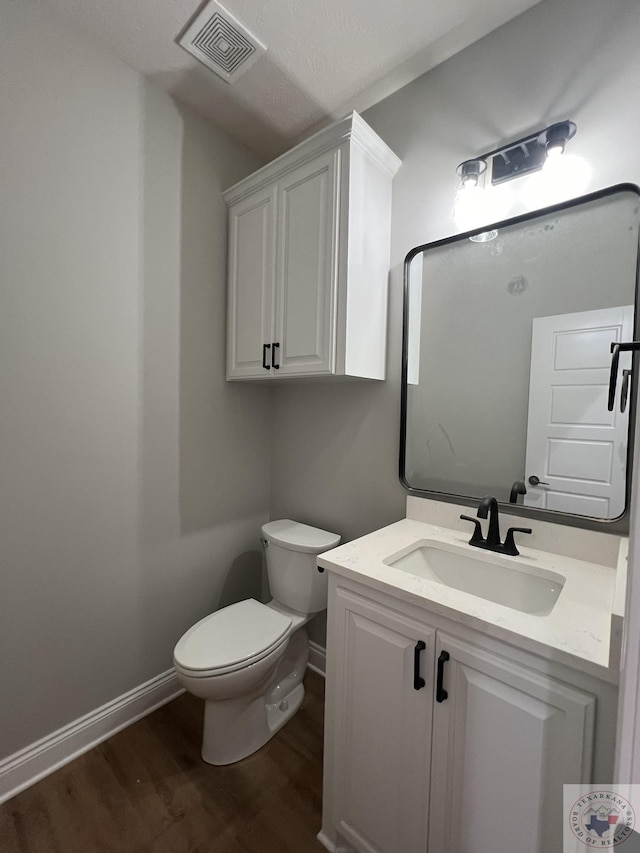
[401,186,640,522]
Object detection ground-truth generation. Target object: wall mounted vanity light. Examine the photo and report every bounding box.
[456,120,577,189]
[537,120,577,159]
[454,120,583,229]
[456,158,487,188]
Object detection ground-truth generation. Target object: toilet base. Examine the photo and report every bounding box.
[201,627,309,765]
[266,682,304,734]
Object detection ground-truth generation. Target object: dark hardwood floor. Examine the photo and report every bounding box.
[0,671,327,852]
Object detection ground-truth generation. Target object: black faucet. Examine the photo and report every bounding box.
[477,496,501,549]
[509,480,527,504]
[460,495,532,556]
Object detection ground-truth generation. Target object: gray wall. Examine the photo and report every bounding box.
[0,1,270,758]
[5,0,640,757]
[271,0,640,643]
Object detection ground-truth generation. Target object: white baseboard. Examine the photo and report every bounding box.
[317,830,336,851]
[307,640,326,677]
[0,669,183,805]
[318,830,356,852]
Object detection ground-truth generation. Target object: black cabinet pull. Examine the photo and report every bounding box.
[262,343,271,370]
[436,650,450,703]
[413,641,426,690]
[272,342,280,369]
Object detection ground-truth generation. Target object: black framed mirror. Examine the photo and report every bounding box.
[400,184,640,528]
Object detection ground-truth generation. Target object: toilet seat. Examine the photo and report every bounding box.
[173,599,292,678]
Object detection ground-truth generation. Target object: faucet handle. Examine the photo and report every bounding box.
[460,514,485,546]
[503,526,532,556]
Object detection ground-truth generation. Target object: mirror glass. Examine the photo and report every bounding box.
[401,185,640,521]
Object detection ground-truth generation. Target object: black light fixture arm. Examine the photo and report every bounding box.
[476,120,576,163]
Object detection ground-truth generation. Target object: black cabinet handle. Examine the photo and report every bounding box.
[272,342,280,369]
[436,650,450,703]
[413,641,426,690]
[262,343,271,370]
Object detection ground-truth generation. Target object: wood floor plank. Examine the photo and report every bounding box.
[0,671,326,852]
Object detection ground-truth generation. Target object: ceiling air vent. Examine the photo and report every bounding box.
[178,0,266,84]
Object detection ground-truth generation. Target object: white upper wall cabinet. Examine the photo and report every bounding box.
[224,113,401,381]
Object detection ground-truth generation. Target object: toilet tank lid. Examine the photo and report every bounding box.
[261,519,341,554]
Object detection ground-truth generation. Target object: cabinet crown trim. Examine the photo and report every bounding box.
[223,111,401,206]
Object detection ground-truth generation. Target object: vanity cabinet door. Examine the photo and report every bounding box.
[329,587,435,853]
[226,151,339,379]
[274,149,339,376]
[427,633,595,853]
[226,185,277,379]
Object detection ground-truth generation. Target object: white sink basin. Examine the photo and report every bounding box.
[383,540,565,616]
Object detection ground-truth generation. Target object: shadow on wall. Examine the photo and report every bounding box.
[217,549,268,609]
[175,102,272,536]
[135,82,272,681]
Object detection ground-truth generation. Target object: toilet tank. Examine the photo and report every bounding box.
[261,520,341,614]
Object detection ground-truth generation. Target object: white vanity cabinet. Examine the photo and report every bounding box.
[328,586,435,853]
[321,577,614,853]
[427,632,594,853]
[223,112,401,381]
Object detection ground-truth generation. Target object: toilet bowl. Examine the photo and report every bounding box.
[173,519,340,765]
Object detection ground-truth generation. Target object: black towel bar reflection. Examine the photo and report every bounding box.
[608,342,639,412]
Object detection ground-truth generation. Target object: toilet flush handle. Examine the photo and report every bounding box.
[260,538,268,549]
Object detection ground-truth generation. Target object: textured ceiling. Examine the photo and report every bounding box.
[35,0,544,159]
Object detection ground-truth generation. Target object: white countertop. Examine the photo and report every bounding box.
[318,504,627,684]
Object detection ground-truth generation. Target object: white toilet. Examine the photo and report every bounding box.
[173,519,340,765]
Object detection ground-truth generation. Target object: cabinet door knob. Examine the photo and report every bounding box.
[272,341,280,369]
[436,650,450,703]
[262,343,271,370]
[413,641,426,690]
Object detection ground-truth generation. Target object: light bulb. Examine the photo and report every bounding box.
[545,144,564,159]
[453,183,484,230]
[522,154,591,208]
[453,180,513,231]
